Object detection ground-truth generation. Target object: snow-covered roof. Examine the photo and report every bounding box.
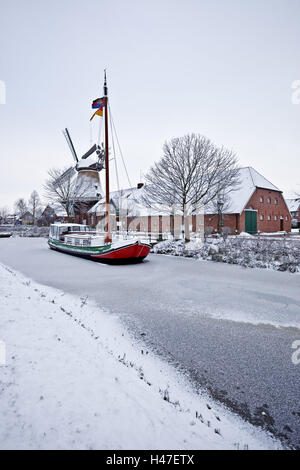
[88,188,136,214]
[246,167,280,192]
[126,186,174,216]
[206,167,281,215]
[55,208,68,217]
[49,205,68,217]
[76,156,98,169]
[50,223,86,227]
[286,198,300,212]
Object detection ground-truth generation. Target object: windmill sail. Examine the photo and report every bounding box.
[81,144,98,160]
[53,166,76,188]
[62,128,78,163]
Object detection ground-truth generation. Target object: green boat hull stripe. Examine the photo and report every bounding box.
[48,238,112,254]
[48,238,146,257]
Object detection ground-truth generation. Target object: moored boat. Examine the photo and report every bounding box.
[0,232,12,238]
[48,223,151,264]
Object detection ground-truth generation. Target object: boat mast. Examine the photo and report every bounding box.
[104,70,112,243]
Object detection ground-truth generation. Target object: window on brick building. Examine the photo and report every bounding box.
[267,215,271,220]
[267,198,271,204]
[259,196,263,203]
[286,216,289,221]
[260,215,264,220]
[274,216,278,220]
[274,199,278,204]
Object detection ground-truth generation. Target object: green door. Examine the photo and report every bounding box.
[245,210,257,234]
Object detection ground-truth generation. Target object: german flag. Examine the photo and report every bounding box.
[90,97,106,121]
[92,97,105,109]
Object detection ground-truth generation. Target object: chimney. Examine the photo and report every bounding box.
[137,183,144,189]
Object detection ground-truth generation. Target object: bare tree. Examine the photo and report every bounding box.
[207,190,233,234]
[28,190,41,225]
[0,206,9,224]
[43,167,90,218]
[14,198,28,218]
[142,134,240,241]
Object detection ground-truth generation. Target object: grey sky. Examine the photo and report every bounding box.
[0,0,299,210]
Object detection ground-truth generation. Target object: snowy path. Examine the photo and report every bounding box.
[0,264,279,450]
[0,238,299,448]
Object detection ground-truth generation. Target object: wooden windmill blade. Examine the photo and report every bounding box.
[81,144,97,160]
[53,166,76,189]
[62,128,78,163]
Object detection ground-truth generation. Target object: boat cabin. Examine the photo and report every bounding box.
[49,223,105,247]
[50,223,90,240]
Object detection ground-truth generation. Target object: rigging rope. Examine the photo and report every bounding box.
[97,114,103,147]
[108,102,120,194]
[109,103,132,188]
[89,121,93,146]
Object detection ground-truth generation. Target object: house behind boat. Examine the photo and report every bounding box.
[19,211,34,225]
[286,198,300,228]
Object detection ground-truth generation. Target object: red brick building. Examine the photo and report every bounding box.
[205,167,291,234]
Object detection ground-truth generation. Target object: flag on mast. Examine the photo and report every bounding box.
[92,97,105,109]
[90,97,105,121]
[90,108,103,121]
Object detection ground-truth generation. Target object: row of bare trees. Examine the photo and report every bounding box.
[14,191,42,223]
[0,206,9,224]
[1,169,90,225]
[0,191,42,225]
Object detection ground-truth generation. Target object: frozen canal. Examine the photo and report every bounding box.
[0,238,299,448]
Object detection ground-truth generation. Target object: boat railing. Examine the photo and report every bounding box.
[110,230,173,244]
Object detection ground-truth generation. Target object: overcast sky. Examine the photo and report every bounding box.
[0,0,299,210]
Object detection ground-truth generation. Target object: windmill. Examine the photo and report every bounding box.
[54,128,105,204]
[50,129,105,223]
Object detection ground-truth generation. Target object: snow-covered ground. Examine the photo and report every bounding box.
[153,236,300,273]
[0,263,282,450]
[0,225,49,238]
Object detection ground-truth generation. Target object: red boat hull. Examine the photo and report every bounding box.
[49,239,151,264]
[91,241,151,262]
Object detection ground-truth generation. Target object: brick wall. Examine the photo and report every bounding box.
[204,214,239,234]
[245,188,291,232]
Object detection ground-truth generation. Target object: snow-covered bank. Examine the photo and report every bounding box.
[153,237,300,273]
[0,226,49,238]
[0,264,282,450]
